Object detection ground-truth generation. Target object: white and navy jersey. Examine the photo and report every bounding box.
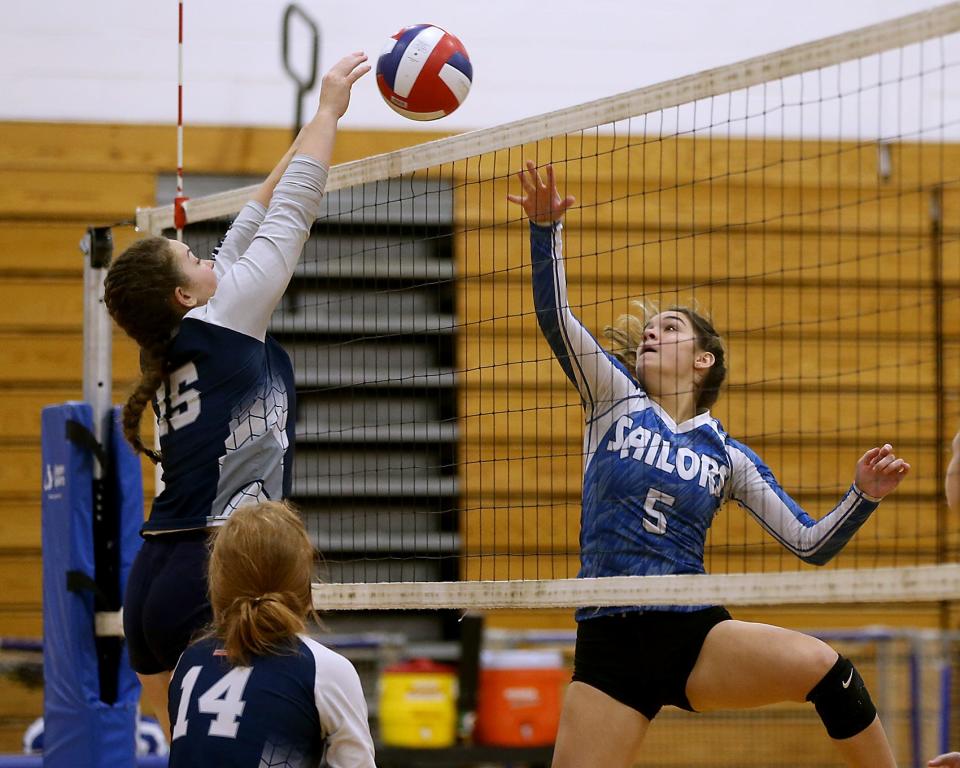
[145,156,327,533]
[168,634,376,768]
[529,222,882,619]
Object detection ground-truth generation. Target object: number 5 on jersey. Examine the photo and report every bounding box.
[172,666,252,740]
[643,488,674,535]
[157,362,201,437]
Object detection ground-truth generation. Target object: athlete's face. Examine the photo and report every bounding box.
[635,311,702,399]
[168,239,217,310]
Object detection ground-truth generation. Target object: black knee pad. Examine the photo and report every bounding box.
[805,655,877,740]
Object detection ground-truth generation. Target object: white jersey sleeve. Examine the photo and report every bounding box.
[529,221,636,415]
[301,636,377,768]
[726,438,881,565]
[211,201,267,279]
[187,155,328,341]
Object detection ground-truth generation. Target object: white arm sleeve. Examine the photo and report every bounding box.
[188,155,328,341]
[302,637,377,768]
[726,439,881,565]
[212,201,267,279]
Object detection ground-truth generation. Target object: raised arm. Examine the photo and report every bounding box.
[727,440,910,565]
[195,52,369,340]
[211,136,309,278]
[211,202,267,280]
[508,162,636,411]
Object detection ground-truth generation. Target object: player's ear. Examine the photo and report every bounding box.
[173,285,198,309]
[694,350,715,370]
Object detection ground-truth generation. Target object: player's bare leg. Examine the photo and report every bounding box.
[551,682,649,768]
[686,620,896,768]
[138,670,172,737]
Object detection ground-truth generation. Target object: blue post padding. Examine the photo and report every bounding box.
[0,758,166,768]
[41,403,144,768]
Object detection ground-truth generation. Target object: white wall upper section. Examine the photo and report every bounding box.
[2,0,952,133]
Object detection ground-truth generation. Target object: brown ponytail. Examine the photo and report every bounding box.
[604,300,728,413]
[208,501,316,666]
[103,236,185,463]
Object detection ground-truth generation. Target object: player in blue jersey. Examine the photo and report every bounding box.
[103,52,370,733]
[168,500,376,768]
[508,162,910,768]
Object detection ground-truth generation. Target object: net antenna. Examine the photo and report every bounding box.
[174,0,188,240]
[281,3,321,140]
[136,2,960,613]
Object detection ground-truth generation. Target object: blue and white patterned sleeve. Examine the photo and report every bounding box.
[190,155,327,341]
[726,438,881,565]
[530,221,636,414]
[211,201,267,280]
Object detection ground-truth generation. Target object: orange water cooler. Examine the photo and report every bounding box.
[474,649,567,747]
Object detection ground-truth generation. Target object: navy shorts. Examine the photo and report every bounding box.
[123,531,213,675]
[572,606,732,721]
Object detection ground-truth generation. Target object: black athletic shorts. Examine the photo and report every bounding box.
[123,530,213,675]
[572,606,732,721]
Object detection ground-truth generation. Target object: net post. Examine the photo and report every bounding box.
[80,226,123,705]
[39,229,140,767]
[81,226,113,460]
[456,613,483,741]
[909,638,923,768]
[938,654,952,755]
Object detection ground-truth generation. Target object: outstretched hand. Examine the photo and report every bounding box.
[317,52,371,120]
[506,162,576,224]
[855,443,910,499]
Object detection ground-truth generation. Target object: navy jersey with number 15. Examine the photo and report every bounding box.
[529,222,883,620]
[144,157,328,534]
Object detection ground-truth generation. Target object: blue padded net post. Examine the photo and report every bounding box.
[37,225,145,768]
[41,405,144,768]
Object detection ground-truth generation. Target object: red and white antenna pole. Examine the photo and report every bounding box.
[174,0,189,239]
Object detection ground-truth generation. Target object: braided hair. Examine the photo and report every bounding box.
[103,236,185,463]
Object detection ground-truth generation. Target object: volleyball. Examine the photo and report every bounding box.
[376,24,472,121]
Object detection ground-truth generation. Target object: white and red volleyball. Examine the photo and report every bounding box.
[376,24,472,121]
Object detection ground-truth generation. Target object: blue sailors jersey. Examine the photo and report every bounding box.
[144,156,328,533]
[529,222,882,620]
[168,635,376,768]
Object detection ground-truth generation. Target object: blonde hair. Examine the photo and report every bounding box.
[603,299,727,413]
[208,501,317,666]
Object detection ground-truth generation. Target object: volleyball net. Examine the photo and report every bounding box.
[137,3,960,613]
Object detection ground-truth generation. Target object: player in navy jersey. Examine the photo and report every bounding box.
[508,162,910,768]
[103,52,370,733]
[168,500,375,768]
